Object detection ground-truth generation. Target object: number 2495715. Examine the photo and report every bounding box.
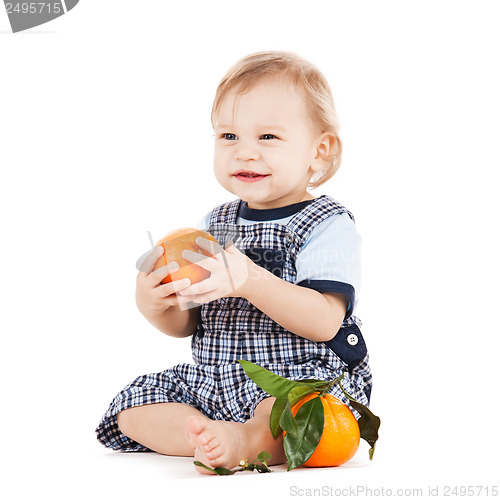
[5,3,62,14]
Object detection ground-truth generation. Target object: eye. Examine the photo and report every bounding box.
[220,133,237,140]
[261,134,277,140]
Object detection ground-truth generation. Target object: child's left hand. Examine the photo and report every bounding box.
[177,237,255,304]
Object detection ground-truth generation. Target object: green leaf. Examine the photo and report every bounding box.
[238,360,306,398]
[256,451,272,464]
[279,399,299,435]
[213,467,237,475]
[298,378,334,390]
[239,360,327,439]
[193,461,236,475]
[288,385,318,408]
[269,396,288,438]
[193,454,274,475]
[284,396,324,470]
[253,451,273,473]
[348,399,380,459]
[337,381,381,459]
[255,464,273,473]
[269,387,318,438]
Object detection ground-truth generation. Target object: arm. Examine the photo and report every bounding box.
[242,264,347,342]
[178,223,355,342]
[135,246,199,338]
[144,304,199,339]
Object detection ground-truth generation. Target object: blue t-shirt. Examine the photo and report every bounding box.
[195,198,361,317]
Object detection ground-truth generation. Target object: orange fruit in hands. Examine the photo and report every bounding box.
[291,393,360,467]
[152,228,219,293]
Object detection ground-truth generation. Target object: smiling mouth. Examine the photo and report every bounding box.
[234,172,270,182]
[235,171,268,177]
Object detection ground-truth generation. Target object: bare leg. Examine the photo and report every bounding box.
[185,397,287,474]
[117,402,203,456]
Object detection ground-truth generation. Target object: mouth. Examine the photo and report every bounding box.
[233,171,270,183]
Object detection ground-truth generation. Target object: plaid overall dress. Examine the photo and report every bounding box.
[95,195,372,452]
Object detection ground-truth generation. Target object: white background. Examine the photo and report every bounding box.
[1,1,499,498]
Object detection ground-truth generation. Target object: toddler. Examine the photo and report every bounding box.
[95,51,372,474]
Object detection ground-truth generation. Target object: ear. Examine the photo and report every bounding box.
[311,133,336,172]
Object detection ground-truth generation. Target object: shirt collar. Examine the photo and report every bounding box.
[238,196,321,221]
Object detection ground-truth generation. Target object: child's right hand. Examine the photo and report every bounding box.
[135,246,191,318]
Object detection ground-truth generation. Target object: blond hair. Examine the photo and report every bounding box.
[211,51,343,188]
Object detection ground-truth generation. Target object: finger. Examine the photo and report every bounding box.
[184,291,217,305]
[136,245,164,274]
[177,279,215,298]
[163,285,202,309]
[225,240,238,252]
[154,276,191,298]
[182,249,219,272]
[225,240,244,256]
[163,293,196,309]
[149,261,180,287]
[195,237,224,256]
[174,294,201,308]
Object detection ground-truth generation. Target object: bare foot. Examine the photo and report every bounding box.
[185,415,250,475]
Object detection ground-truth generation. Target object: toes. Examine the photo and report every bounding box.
[202,436,219,451]
[205,443,222,460]
[198,432,211,446]
[185,415,206,437]
[185,416,218,448]
[187,417,241,472]
[186,416,222,467]
[207,452,226,468]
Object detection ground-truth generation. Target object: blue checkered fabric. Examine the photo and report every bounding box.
[95,195,372,452]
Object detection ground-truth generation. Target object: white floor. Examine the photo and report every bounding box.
[6,433,497,500]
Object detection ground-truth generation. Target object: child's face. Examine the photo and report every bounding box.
[213,79,325,209]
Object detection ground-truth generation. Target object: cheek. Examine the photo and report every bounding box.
[289,142,315,167]
[213,153,228,182]
[271,147,300,168]
[213,147,229,164]
[214,151,227,176]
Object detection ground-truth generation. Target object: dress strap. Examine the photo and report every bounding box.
[285,194,354,247]
[208,198,241,226]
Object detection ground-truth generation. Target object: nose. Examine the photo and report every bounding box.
[234,140,260,162]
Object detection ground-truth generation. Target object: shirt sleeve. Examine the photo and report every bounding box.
[294,212,361,319]
[194,210,212,231]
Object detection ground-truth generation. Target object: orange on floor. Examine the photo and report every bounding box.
[291,393,360,467]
